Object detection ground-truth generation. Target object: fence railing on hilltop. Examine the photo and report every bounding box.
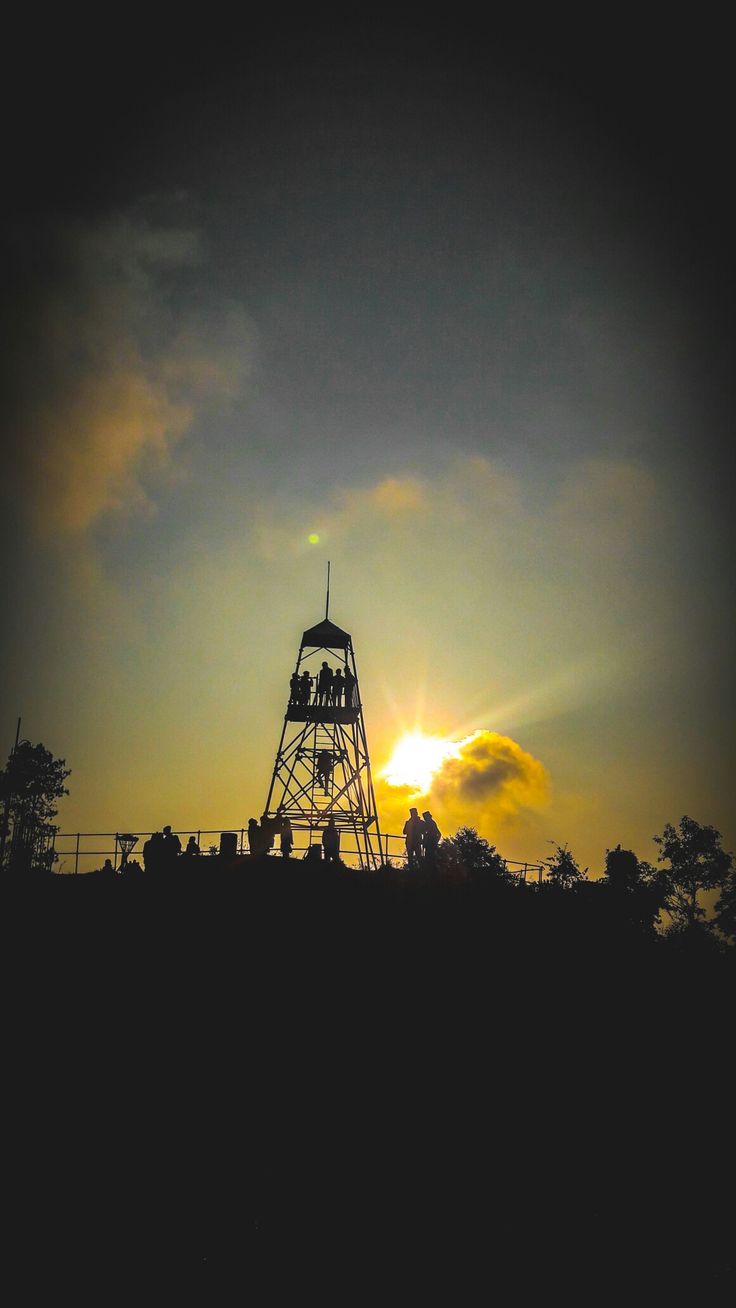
[48,828,544,881]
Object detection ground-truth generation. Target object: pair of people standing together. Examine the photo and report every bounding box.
[403,807,441,869]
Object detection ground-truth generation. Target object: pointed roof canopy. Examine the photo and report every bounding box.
[301,618,352,651]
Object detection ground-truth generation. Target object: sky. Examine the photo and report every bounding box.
[1,16,733,872]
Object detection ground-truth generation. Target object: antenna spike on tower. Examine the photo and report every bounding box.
[325,560,331,620]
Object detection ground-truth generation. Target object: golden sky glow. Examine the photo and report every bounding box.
[384,731,461,794]
[1,61,732,876]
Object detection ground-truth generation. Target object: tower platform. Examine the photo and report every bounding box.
[286,705,360,725]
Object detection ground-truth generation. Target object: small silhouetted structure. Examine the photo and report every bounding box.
[404,808,425,870]
[220,831,238,858]
[185,836,200,857]
[117,833,138,870]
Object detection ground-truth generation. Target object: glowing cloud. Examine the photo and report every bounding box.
[379,728,550,840]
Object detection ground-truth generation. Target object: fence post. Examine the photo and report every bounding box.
[75,833,80,875]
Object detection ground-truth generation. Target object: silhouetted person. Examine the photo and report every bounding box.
[289,671,300,704]
[422,810,441,867]
[185,835,200,857]
[260,816,278,853]
[144,831,165,874]
[322,817,340,864]
[317,749,333,794]
[142,832,156,872]
[299,670,313,705]
[317,661,333,706]
[247,817,261,856]
[102,858,115,876]
[280,818,294,858]
[162,825,181,868]
[343,665,356,708]
[403,808,425,869]
[332,668,344,706]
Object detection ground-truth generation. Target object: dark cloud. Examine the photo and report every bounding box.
[2,211,253,535]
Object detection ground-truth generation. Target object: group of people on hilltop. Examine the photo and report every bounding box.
[403,807,442,870]
[142,827,200,872]
[248,815,289,857]
[103,808,442,874]
[96,827,199,875]
[289,662,357,708]
[247,814,340,862]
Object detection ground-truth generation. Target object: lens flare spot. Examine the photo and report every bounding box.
[384,731,460,794]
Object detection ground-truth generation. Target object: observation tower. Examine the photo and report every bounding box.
[262,570,383,868]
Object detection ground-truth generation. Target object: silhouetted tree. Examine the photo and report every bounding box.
[543,843,586,889]
[714,870,736,944]
[0,740,70,874]
[602,844,667,936]
[438,827,510,883]
[653,816,733,935]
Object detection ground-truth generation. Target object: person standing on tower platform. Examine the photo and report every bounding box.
[289,671,300,704]
[322,816,341,864]
[343,665,356,708]
[317,661,333,706]
[299,670,313,705]
[403,808,425,870]
[331,668,344,706]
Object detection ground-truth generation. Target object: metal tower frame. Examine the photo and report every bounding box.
[263,598,384,869]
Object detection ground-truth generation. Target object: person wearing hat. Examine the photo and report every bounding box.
[403,808,425,870]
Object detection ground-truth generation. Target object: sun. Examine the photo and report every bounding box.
[383,731,459,794]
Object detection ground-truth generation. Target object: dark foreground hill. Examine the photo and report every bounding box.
[3,858,733,1298]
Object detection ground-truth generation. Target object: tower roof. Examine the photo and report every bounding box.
[301,618,352,650]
